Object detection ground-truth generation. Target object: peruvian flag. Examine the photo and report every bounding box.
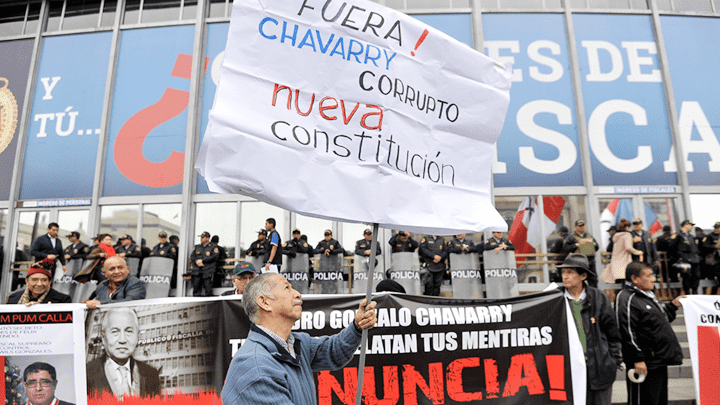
[508,196,566,263]
[599,198,664,251]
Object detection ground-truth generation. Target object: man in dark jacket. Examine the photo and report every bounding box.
[419,235,448,296]
[190,231,219,296]
[30,222,67,277]
[615,262,683,405]
[675,220,700,294]
[631,219,660,272]
[64,231,90,262]
[7,259,71,304]
[245,229,269,258]
[557,254,622,405]
[388,231,419,253]
[654,226,679,282]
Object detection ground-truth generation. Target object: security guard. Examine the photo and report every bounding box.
[150,231,178,261]
[64,231,90,261]
[190,231,219,296]
[388,231,419,253]
[419,235,448,296]
[283,228,313,258]
[245,229,269,258]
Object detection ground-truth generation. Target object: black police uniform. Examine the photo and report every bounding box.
[388,233,419,253]
[315,239,344,256]
[675,231,700,293]
[64,241,90,261]
[190,242,219,296]
[245,239,268,258]
[115,243,143,259]
[150,242,178,261]
[283,237,313,258]
[702,230,720,292]
[447,237,476,254]
[355,239,382,256]
[632,230,659,270]
[419,236,448,296]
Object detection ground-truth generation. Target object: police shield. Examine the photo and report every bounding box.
[483,250,519,299]
[352,255,384,294]
[389,252,422,295]
[246,256,264,273]
[314,254,345,294]
[449,253,483,299]
[126,257,141,277]
[53,259,81,297]
[283,253,310,294]
[139,256,174,298]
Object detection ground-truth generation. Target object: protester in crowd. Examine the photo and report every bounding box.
[7,258,71,304]
[245,229,268,258]
[601,218,643,300]
[263,218,282,273]
[74,234,115,283]
[631,219,660,273]
[221,273,377,405]
[388,231,419,253]
[376,279,406,294]
[447,233,476,254]
[419,235,448,296]
[283,228,313,258]
[115,234,142,263]
[557,253,622,405]
[190,231,219,297]
[86,308,160,397]
[64,231,89,262]
[222,262,258,296]
[30,222,67,277]
[85,256,146,309]
[23,362,74,405]
[675,220,701,294]
[315,229,344,257]
[615,262,683,405]
[701,222,720,294]
[562,220,599,284]
[655,225,679,283]
[484,231,515,253]
[211,235,228,288]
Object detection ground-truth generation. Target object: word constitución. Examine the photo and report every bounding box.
[270,84,457,186]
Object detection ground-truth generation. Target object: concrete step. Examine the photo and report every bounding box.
[611,378,696,405]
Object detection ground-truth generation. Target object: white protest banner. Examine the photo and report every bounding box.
[679,295,720,405]
[196,0,512,235]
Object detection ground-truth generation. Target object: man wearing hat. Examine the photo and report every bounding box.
[7,259,72,304]
[702,222,720,294]
[557,253,622,405]
[562,219,599,286]
[115,235,143,261]
[190,231,219,296]
[245,229,269,258]
[222,262,258,296]
[355,228,382,258]
[64,231,90,262]
[419,234,448,296]
[315,229,344,257]
[676,220,700,294]
[149,231,177,261]
[631,219,660,272]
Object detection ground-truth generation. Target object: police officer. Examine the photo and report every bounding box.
[631,218,660,272]
[64,231,90,262]
[283,228,313,258]
[562,220,599,284]
[447,234,476,254]
[150,231,178,261]
[115,234,143,260]
[419,235,448,296]
[315,229,344,257]
[676,219,701,294]
[484,231,515,253]
[355,229,382,257]
[388,231,419,253]
[245,229,269,258]
[190,231,219,296]
[702,222,720,293]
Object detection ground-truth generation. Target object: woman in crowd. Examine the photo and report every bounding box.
[601,218,643,301]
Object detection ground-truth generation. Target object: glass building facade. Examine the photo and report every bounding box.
[1,0,719,299]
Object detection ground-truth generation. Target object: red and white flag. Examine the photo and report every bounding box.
[509,196,565,262]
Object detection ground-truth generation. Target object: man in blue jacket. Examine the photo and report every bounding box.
[222,273,377,405]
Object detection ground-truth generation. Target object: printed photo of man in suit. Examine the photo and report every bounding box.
[23,362,74,405]
[86,308,160,398]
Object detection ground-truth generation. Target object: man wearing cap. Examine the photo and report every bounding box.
[676,220,700,294]
[263,218,282,273]
[447,234,476,254]
[283,229,313,258]
[149,232,177,261]
[222,262,258,296]
[115,235,143,261]
[388,231,418,253]
[562,220,599,284]
[355,228,382,258]
[484,231,515,253]
[631,219,660,272]
[315,230,344,257]
[557,253,622,405]
[64,231,90,262]
[419,235,448,296]
[190,231,219,296]
[7,259,72,304]
[246,229,269,258]
[30,222,67,277]
[616,262,683,405]
[702,222,720,294]
[655,225,679,281]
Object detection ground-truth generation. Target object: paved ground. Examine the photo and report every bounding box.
[611,378,696,405]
